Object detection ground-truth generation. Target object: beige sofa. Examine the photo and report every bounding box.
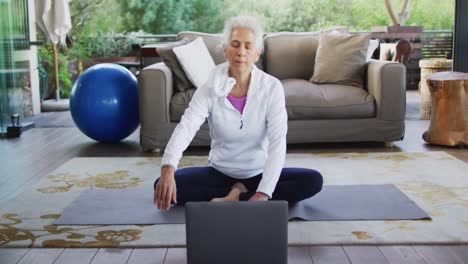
[138,31,406,151]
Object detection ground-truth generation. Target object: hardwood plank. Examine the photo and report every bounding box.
[288,246,313,264]
[0,128,68,159]
[6,128,63,154]
[0,128,55,152]
[414,246,464,264]
[0,129,144,205]
[379,246,427,264]
[17,248,63,264]
[8,128,66,157]
[0,248,29,264]
[73,138,143,157]
[343,246,389,264]
[89,248,132,264]
[33,111,75,128]
[67,126,142,158]
[0,130,77,183]
[127,248,167,264]
[0,128,81,186]
[164,248,186,264]
[0,129,87,203]
[448,245,468,263]
[309,246,350,264]
[53,248,98,264]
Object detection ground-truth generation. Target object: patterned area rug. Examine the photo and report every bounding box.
[1,152,467,248]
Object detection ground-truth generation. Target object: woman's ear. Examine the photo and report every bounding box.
[253,50,260,62]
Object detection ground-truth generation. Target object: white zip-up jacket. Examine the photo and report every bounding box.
[161,62,288,198]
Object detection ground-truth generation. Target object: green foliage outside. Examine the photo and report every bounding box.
[70,0,454,58]
[272,0,391,32]
[113,0,454,34]
[82,33,133,58]
[68,0,456,52]
[0,0,28,38]
[119,0,225,34]
[407,0,454,30]
[38,45,73,98]
[37,0,454,98]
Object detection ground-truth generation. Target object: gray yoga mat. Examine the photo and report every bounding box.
[53,184,430,225]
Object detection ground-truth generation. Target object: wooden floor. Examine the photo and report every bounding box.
[1,91,467,264]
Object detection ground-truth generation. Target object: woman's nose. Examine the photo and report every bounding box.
[237,46,247,55]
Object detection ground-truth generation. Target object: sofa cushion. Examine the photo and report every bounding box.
[263,27,348,80]
[176,31,264,70]
[156,39,194,93]
[170,89,196,122]
[282,79,375,120]
[311,31,370,87]
[170,80,376,121]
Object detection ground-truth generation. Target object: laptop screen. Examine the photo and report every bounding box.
[185,201,288,264]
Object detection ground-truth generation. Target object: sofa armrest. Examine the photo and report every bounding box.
[138,62,173,134]
[367,59,406,121]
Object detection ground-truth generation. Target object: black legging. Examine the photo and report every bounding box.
[154,166,323,205]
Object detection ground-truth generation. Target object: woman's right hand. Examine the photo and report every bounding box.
[154,166,177,211]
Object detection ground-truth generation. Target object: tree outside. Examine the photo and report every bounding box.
[112,0,454,33]
[37,0,455,99]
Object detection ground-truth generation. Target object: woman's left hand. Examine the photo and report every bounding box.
[249,192,269,201]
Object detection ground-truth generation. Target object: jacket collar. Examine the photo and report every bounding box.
[214,62,259,97]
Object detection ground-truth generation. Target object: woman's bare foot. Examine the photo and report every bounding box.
[231,182,248,193]
[211,182,248,202]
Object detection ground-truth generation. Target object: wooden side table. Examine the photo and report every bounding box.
[423,71,468,146]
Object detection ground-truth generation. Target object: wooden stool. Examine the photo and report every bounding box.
[423,71,468,146]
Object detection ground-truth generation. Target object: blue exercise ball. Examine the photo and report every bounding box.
[70,63,139,143]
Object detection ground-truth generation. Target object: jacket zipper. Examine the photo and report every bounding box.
[240,96,250,129]
[224,96,246,130]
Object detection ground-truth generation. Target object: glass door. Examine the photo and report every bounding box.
[0,0,31,134]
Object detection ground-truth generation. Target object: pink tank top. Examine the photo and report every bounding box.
[227,94,247,114]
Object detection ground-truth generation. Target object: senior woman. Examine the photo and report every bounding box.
[154,15,323,211]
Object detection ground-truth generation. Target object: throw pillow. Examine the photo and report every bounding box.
[367,39,380,61]
[173,37,216,88]
[177,32,225,64]
[310,30,370,87]
[156,38,193,93]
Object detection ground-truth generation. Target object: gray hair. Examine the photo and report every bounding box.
[222,15,264,54]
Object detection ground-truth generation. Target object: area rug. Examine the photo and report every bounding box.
[1,152,467,248]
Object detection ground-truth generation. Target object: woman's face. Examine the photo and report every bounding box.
[224,27,260,73]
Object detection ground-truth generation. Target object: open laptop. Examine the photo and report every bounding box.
[185,201,288,264]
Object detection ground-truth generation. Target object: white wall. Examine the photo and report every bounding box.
[28,0,41,115]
